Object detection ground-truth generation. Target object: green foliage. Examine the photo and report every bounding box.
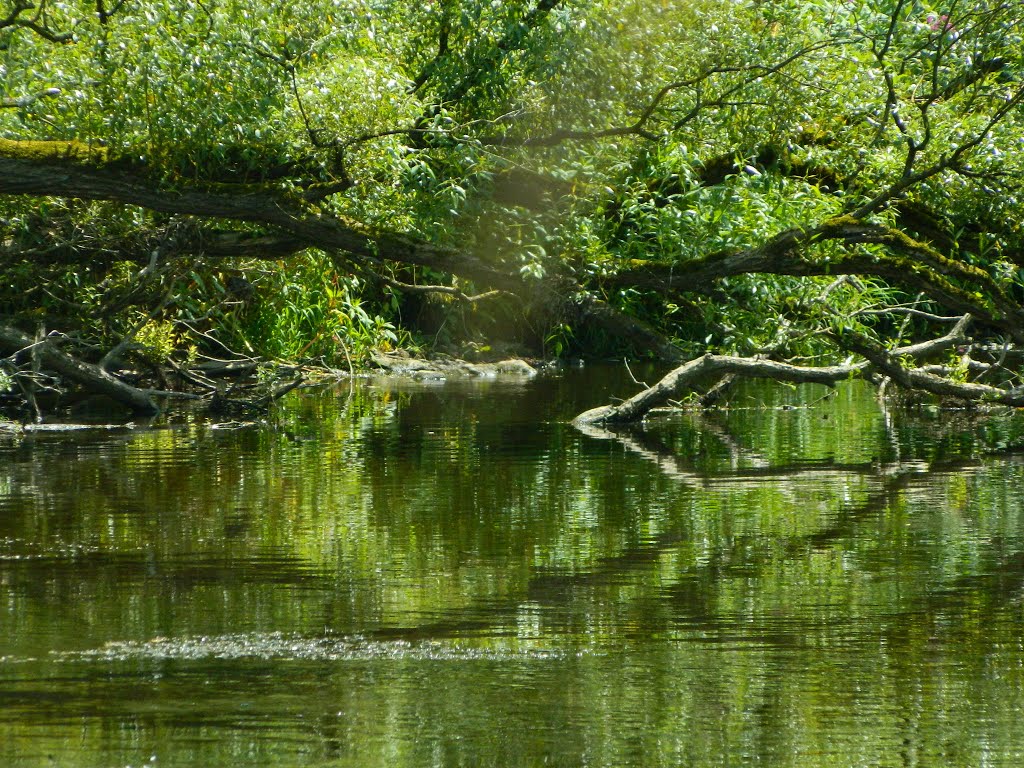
[135,319,178,363]
[217,253,402,364]
[2,0,1024,363]
[544,321,575,358]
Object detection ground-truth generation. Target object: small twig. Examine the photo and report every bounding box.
[819,275,857,300]
[166,359,219,392]
[852,306,963,323]
[333,334,354,377]
[177,320,255,361]
[24,325,45,422]
[623,358,648,388]
[893,292,925,342]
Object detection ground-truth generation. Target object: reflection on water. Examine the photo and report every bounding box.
[3,368,1024,766]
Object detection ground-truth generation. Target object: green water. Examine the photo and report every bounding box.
[4,368,1024,767]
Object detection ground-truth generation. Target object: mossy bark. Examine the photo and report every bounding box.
[0,138,111,165]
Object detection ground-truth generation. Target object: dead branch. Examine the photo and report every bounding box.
[572,316,988,426]
[573,354,863,425]
[377,273,506,304]
[0,325,159,414]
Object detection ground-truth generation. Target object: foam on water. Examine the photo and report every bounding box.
[63,632,574,663]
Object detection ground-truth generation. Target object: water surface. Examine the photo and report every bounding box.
[3,368,1024,766]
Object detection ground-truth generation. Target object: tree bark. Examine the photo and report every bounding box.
[601,218,1024,342]
[0,325,159,415]
[0,140,694,361]
[3,141,1018,373]
[572,316,1024,425]
[0,144,524,291]
[573,354,863,425]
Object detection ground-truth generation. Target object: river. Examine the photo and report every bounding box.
[3,366,1024,766]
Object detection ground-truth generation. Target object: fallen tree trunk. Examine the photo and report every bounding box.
[572,317,1024,425]
[0,325,160,415]
[573,354,864,425]
[841,334,1024,407]
[574,352,1024,426]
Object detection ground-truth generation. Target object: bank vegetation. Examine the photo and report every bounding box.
[1,0,1023,419]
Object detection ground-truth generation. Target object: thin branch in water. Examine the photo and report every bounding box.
[624,358,648,389]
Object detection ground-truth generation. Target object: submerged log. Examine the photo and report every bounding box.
[0,325,160,415]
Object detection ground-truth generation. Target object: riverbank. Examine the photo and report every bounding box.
[0,341,545,425]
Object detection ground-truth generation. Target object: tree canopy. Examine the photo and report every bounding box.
[2,0,1024,415]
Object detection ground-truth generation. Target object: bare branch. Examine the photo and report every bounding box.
[376,272,508,304]
[850,90,1023,219]
[0,0,74,44]
[0,86,60,109]
[572,316,1000,426]
[476,40,847,149]
[0,325,160,414]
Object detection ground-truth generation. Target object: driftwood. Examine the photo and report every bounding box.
[0,325,160,415]
[573,317,1024,426]
[573,355,863,425]
[0,323,316,418]
[208,374,305,415]
[574,352,1024,425]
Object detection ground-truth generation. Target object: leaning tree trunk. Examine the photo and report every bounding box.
[0,142,689,361]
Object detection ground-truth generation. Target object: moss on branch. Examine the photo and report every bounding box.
[0,137,112,165]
